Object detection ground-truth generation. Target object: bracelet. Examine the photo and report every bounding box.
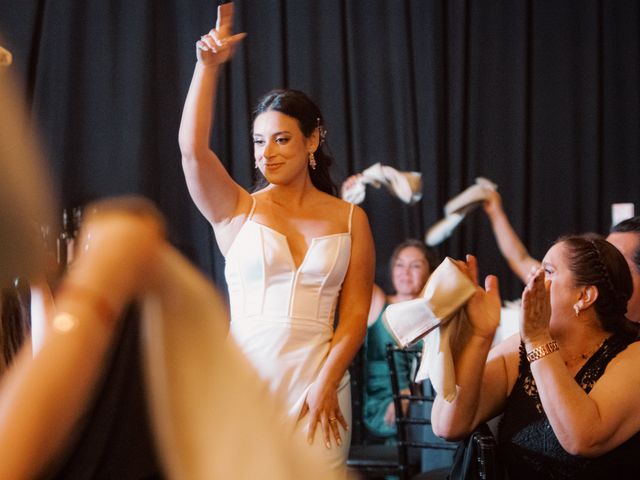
[55,283,119,327]
[526,340,559,363]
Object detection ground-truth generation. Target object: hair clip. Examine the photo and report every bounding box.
[316,117,328,144]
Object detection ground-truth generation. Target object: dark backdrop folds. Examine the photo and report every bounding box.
[1,0,638,300]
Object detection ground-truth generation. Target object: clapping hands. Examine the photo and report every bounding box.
[520,267,552,346]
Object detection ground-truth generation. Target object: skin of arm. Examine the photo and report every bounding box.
[301,206,375,448]
[431,255,516,441]
[521,270,640,456]
[529,343,640,456]
[368,282,410,426]
[0,209,164,480]
[483,190,541,283]
[178,3,249,239]
[367,283,386,327]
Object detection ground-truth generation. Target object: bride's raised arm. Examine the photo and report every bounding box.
[178,3,248,229]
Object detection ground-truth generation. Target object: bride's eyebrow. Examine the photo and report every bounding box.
[253,130,292,137]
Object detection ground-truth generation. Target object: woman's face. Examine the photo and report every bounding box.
[391,246,431,298]
[541,242,583,325]
[252,111,313,185]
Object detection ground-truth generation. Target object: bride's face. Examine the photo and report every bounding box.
[252,111,313,185]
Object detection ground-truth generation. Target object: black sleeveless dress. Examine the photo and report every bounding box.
[497,334,640,480]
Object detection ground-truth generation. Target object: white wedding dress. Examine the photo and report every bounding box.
[225,196,354,471]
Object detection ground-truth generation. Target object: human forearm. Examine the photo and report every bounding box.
[178,62,220,157]
[178,56,247,225]
[529,348,613,456]
[318,316,367,388]
[0,300,117,479]
[179,4,244,159]
[0,203,164,479]
[431,332,494,440]
[487,207,540,283]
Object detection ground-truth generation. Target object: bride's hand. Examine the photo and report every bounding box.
[196,3,246,67]
[298,379,347,449]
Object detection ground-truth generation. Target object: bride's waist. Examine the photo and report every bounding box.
[230,314,334,329]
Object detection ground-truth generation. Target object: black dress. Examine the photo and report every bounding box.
[498,334,640,480]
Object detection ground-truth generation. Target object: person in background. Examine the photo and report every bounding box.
[607,216,640,324]
[432,235,640,479]
[178,3,374,473]
[363,239,437,441]
[483,190,640,322]
[482,189,541,284]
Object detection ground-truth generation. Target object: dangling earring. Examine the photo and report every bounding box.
[574,304,580,316]
[308,152,317,170]
[254,159,259,169]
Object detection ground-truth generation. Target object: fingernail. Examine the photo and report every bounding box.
[308,437,313,445]
[326,442,331,449]
[337,438,342,446]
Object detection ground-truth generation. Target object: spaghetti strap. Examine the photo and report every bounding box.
[247,196,257,219]
[347,203,355,234]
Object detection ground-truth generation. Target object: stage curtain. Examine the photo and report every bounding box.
[1,0,638,300]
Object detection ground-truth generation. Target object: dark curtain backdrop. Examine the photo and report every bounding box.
[1,0,638,301]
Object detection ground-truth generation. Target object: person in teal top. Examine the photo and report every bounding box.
[362,239,437,440]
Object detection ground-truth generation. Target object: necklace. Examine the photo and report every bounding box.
[563,337,607,365]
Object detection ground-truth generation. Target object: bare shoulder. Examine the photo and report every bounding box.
[588,339,640,410]
[314,192,352,213]
[311,193,370,231]
[490,332,521,358]
[343,201,370,230]
[603,339,640,373]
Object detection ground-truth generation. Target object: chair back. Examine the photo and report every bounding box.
[386,343,457,478]
[347,345,406,477]
[448,423,503,480]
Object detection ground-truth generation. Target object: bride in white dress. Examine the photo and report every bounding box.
[178,3,375,472]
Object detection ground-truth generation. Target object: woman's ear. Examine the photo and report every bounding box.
[306,128,320,154]
[579,285,599,310]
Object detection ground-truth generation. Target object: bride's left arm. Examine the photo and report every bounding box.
[301,205,374,448]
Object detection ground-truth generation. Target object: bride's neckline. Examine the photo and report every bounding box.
[247,219,350,271]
